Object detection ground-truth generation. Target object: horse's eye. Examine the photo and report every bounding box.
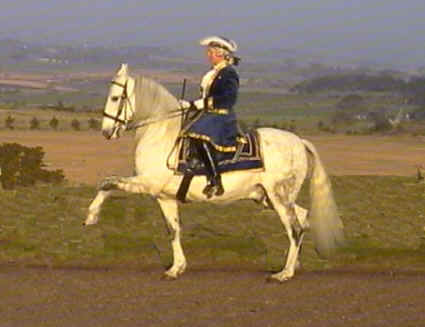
[111,96,119,102]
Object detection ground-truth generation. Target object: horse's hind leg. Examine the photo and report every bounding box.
[295,205,309,230]
[157,198,187,279]
[266,181,305,282]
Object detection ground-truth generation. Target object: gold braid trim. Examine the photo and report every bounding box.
[204,97,229,114]
[206,97,214,109]
[184,132,237,152]
[207,108,229,115]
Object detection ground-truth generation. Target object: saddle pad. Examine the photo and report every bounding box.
[176,131,264,175]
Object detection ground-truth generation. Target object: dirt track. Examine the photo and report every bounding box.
[1,130,425,326]
[1,266,424,327]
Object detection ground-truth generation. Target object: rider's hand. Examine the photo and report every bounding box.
[178,99,192,110]
[193,99,205,110]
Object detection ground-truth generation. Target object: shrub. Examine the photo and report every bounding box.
[252,119,262,129]
[88,118,100,130]
[30,117,40,130]
[289,120,297,132]
[49,116,59,130]
[0,143,65,189]
[5,115,14,129]
[71,119,81,131]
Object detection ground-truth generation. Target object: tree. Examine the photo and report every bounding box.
[71,119,81,131]
[57,100,65,110]
[5,115,14,129]
[30,117,40,130]
[88,118,100,130]
[49,116,59,130]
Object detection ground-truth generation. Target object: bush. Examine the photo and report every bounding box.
[30,117,40,130]
[5,115,14,129]
[288,120,297,132]
[317,121,336,133]
[49,116,59,130]
[252,119,262,129]
[88,118,100,130]
[71,119,81,131]
[0,143,65,189]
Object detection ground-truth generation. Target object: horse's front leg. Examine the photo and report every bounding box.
[84,190,113,226]
[84,175,145,226]
[156,198,187,279]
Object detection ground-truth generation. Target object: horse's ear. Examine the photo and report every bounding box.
[117,63,129,75]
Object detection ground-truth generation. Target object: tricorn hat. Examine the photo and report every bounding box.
[200,36,238,53]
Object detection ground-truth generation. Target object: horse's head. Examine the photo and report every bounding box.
[102,63,136,139]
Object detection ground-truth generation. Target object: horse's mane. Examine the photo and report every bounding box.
[133,75,179,121]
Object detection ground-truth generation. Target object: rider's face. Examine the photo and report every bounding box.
[206,47,224,66]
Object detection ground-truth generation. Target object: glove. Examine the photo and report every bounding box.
[178,99,192,110]
[193,99,205,110]
[179,99,205,111]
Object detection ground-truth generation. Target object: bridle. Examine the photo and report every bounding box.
[103,80,135,130]
[103,77,188,132]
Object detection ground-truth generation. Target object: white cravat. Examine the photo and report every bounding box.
[200,68,216,98]
[200,61,228,98]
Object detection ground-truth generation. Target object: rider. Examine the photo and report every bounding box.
[179,36,241,198]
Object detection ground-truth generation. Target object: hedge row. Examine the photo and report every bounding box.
[3,115,101,131]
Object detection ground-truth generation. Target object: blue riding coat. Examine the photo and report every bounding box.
[184,62,239,152]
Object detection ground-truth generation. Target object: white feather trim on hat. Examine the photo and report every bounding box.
[200,36,238,52]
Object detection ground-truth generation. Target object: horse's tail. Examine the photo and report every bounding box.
[302,139,344,258]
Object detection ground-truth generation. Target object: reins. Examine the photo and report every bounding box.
[126,108,185,130]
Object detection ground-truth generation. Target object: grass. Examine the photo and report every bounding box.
[0,175,424,273]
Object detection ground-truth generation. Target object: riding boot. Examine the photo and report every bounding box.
[199,142,224,198]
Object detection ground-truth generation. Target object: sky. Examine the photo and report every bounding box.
[1,0,425,68]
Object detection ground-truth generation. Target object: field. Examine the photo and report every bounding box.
[1,129,425,326]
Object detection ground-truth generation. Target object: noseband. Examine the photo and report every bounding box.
[103,80,134,128]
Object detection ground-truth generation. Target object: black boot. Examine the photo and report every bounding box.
[197,141,224,198]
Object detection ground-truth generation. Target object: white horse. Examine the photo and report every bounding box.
[84,64,344,282]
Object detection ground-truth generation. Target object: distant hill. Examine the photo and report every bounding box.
[1,38,423,94]
[0,39,180,67]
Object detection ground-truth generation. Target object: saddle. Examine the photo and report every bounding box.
[172,130,264,202]
[175,131,263,175]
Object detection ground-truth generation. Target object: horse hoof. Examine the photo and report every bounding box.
[266,275,283,284]
[161,274,178,281]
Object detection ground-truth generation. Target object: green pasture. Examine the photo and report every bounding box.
[1,73,413,134]
[0,176,424,273]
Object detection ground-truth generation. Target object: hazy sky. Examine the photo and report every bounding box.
[1,0,425,67]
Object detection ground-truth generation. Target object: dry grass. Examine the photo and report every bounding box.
[0,130,424,271]
[1,130,424,185]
